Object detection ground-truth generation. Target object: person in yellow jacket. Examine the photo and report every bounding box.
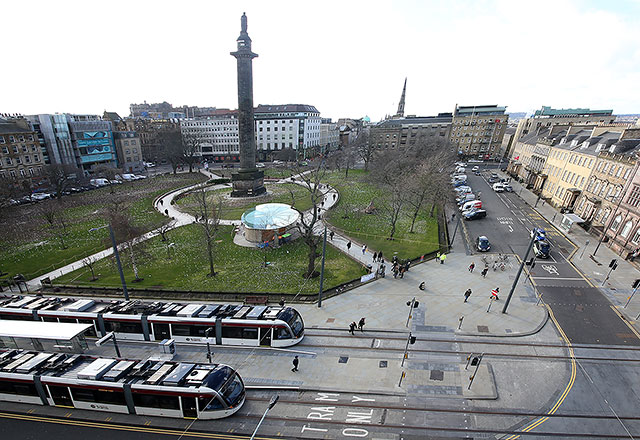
[439,253,447,264]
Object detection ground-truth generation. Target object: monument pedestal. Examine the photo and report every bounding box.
[231,169,266,197]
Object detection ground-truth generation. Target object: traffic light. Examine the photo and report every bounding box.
[406,301,419,308]
[528,257,536,269]
[609,259,618,268]
[470,356,480,366]
[633,279,640,289]
[409,336,417,344]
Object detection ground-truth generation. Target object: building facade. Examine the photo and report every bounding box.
[67,116,117,174]
[450,105,508,159]
[124,119,181,162]
[113,131,144,172]
[319,118,339,153]
[0,117,45,184]
[180,112,240,163]
[370,114,452,150]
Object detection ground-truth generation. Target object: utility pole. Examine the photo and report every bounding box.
[318,225,327,308]
[406,297,418,327]
[250,395,279,440]
[502,235,536,314]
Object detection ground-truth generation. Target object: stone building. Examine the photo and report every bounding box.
[0,117,45,184]
[113,131,144,172]
[450,105,508,159]
[319,118,339,154]
[370,114,452,150]
[124,119,180,163]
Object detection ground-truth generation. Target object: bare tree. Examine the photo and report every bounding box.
[289,161,327,278]
[180,131,203,173]
[187,188,222,277]
[0,175,28,208]
[405,151,451,232]
[44,164,76,199]
[39,200,69,249]
[94,165,122,194]
[106,202,147,282]
[354,129,375,172]
[155,129,183,174]
[336,144,357,178]
[370,151,409,240]
[82,257,98,281]
[153,220,174,242]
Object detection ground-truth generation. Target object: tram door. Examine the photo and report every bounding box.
[260,327,271,346]
[182,396,198,418]
[153,323,171,340]
[48,385,73,407]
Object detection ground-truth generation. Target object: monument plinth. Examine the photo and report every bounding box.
[230,12,266,197]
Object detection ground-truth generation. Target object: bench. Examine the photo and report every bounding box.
[244,295,268,305]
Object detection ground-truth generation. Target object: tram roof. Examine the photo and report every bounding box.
[0,319,92,341]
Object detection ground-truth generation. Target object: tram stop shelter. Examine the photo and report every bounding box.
[0,320,92,353]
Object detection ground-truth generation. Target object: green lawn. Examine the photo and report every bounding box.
[55,224,367,294]
[263,168,295,179]
[324,170,440,261]
[0,173,207,281]
[175,183,313,220]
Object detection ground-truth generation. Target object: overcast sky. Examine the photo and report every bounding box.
[2,0,639,121]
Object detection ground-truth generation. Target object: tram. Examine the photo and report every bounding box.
[0,296,304,347]
[0,349,245,419]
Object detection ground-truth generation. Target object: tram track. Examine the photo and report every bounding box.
[296,341,640,363]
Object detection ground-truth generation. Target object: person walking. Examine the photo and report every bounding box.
[468,262,475,273]
[333,193,336,201]
[291,356,299,372]
[405,261,410,272]
[372,251,378,262]
[378,251,383,262]
[464,289,472,303]
[490,287,500,301]
[419,281,426,290]
[481,267,488,278]
[346,241,352,252]
[379,262,386,278]
[399,265,405,279]
[439,253,447,265]
[159,199,163,206]
[362,244,367,255]
[330,230,334,241]
[358,317,365,332]
[392,265,398,279]
[349,321,357,335]
[436,252,441,262]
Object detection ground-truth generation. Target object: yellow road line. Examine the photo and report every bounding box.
[0,411,273,439]
[504,304,576,440]
[609,305,640,340]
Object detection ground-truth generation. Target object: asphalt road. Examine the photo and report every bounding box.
[460,166,640,346]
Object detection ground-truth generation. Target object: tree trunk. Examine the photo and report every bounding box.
[89,265,96,281]
[389,221,396,239]
[345,163,350,178]
[189,162,193,173]
[128,243,140,280]
[58,233,67,249]
[429,203,436,217]
[305,241,317,278]
[206,238,216,277]
[410,208,420,233]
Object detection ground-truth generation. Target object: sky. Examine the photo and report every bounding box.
[2,0,640,122]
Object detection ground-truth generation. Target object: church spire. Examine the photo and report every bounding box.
[396,78,407,117]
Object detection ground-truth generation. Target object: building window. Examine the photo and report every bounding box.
[621,220,633,238]
[610,215,622,231]
[631,228,640,244]
[0,136,4,144]
[627,185,640,207]
[1,146,7,154]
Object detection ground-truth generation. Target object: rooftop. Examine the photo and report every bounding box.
[255,104,319,114]
[455,105,507,116]
[533,106,613,117]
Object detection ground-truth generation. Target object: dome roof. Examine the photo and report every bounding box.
[241,203,299,230]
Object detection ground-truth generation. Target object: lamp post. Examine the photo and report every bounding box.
[250,395,279,440]
[318,225,327,308]
[593,184,624,257]
[90,224,129,300]
[205,327,214,363]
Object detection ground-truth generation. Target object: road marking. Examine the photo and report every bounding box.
[609,305,640,340]
[508,225,513,233]
[540,265,559,275]
[505,305,576,440]
[531,276,585,281]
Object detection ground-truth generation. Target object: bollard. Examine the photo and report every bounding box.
[398,371,406,387]
[486,297,494,313]
[458,316,464,330]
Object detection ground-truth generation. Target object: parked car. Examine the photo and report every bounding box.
[533,240,551,258]
[503,184,513,192]
[531,228,547,240]
[472,166,480,171]
[464,209,487,220]
[457,193,476,205]
[90,178,110,187]
[455,186,472,194]
[476,235,491,252]
[31,193,52,201]
[492,183,505,192]
[460,200,482,212]
[256,163,265,168]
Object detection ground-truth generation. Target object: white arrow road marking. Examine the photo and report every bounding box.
[508,225,513,232]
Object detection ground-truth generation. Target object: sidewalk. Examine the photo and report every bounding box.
[499,171,640,329]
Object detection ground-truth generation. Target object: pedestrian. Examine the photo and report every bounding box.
[333,193,336,201]
[291,355,299,372]
[362,244,367,255]
[379,262,386,278]
[347,241,351,252]
[451,213,456,222]
[419,281,426,290]
[358,317,365,332]
[330,230,334,241]
[372,251,378,262]
[436,252,441,262]
[464,289,472,302]
[349,321,357,335]
[399,265,405,279]
[160,199,163,206]
[490,287,500,301]
[481,267,488,278]
[405,261,410,272]
[439,253,446,265]
[392,265,398,278]
[164,209,169,215]
[392,255,398,265]
[468,262,475,273]
[279,297,285,307]
[378,251,383,262]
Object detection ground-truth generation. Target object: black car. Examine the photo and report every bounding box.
[476,235,491,252]
[464,209,487,220]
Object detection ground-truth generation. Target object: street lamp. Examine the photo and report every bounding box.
[205,327,214,363]
[89,224,129,300]
[250,395,279,440]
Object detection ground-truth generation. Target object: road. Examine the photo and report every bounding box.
[461,166,640,347]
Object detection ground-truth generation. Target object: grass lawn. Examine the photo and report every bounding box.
[324,170,440,261]
[263,167,296,179]
[0,173,207,281]
[55,224,367,294]
[175,183,313,220]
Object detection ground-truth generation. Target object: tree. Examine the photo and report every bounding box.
[289,161,327,278]
[94,165,122,194]
[405,151,451,232]
[187,188,222,277]
[370,150,409,240]
[39,200,69,249]
[44,164,76,199]
[155,129,183,174]
[105,201,147,282]
[82,257,98,281]
[354,129,375,172]
[0,175,28,208]
[275,148,298,162]
[180,131,203,173]
[335,144,357,178]
[153,219,174,242]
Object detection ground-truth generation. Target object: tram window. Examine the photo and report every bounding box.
[59,318,77,324]
[171,324,208,337]
[274,327,291,339]
[220,375,244,406]
[221,326,242,339]
[77,319,97,337]
[0,314,30,321]
[94,389,126,405]
[242,328,258,339]
[133,392,180,409]
[0,380,38,396]
[104,321,143,334]
[41,317,59,323]
[70,387,95,402]
[198,396,224,411]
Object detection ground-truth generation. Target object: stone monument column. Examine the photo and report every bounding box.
[230,12,266,197]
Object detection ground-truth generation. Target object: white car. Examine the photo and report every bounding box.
[493,183,505,192]
[472,166,480,171]
[256,163,265,168]
[31,193,51,201]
